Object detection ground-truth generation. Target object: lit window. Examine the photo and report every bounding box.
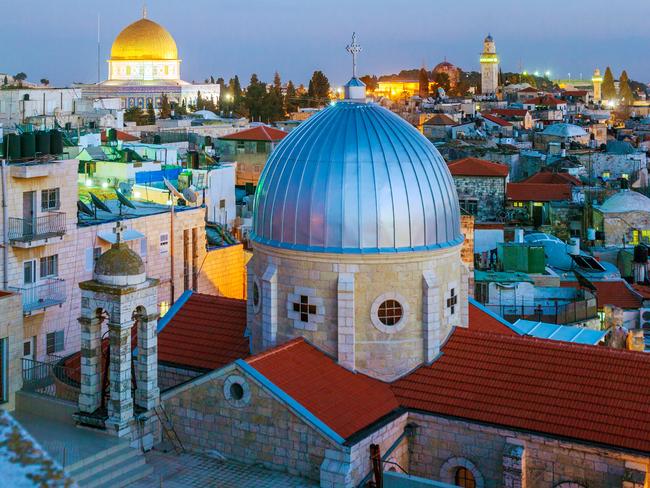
[513,201,524,208]
[378,300,403,326]
[621,173,629,180]
[454,467,476,488]
[159,301,170,317]
[602,171,610,178]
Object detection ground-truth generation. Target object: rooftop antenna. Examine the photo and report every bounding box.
[97,13,101,85]
[346,32,362,78]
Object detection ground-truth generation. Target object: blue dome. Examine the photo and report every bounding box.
[251,101,462,253]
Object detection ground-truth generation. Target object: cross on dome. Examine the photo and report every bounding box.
[113,221,127,244]
[346,32,362,78]
[142,2,147,19]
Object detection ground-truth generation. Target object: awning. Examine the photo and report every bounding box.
[97,228,145,244]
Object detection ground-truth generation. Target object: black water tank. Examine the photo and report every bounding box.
[35,130,51,154]
[49,129,64,155]
[153,134,161,145]
[3,134,21,159]
[107,128,117,142]
[20,132,36,158]
[634,245,649,263]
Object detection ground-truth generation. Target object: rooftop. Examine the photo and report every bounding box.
[507,182,572,201]
[481,113,513,127]
[423,113,457,126]
[219,125,288,142]
[447,157,509,177]
[77,197,198,227]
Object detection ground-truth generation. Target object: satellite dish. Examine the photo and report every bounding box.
[90,192,111,213]
[163,177,184,200]
[182,187,198,204]
[77,200,94,217]
[115,189,136,209]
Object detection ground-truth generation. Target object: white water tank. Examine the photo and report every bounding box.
[568,237,580,255]
[514,228,524,243]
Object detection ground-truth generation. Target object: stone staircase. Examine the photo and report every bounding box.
[67,442,152,488]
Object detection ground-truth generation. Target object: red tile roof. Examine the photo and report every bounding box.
[518,87,539,93]
[158,293,249,370]
[590,281,643,309]
[507,182,572,201]
[246,338,399,439]
[423,113,457,126]
[392,328,650,454]
[489,108,530,118]
[100,130,139,143]
[481,113,512,127]
[468,301,518,336]
[448,157,509,177]
[525,95,567,106]
[632,284,650,300]
[521,171,582,186]
[219,126,288,142]
[563,90,588,97]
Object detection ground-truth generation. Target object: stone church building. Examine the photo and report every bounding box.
[155,76,650,487]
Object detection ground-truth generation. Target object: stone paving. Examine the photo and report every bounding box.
[128,450,318,488]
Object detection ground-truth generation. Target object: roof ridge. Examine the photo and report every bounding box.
[246,337,306,364]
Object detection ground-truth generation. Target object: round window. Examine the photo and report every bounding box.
[229,382,244,401]
[378,299,403,326]
[253,282,260,307]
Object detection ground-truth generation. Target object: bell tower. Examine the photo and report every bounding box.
[480,34,499,95]
[78,222,160,441]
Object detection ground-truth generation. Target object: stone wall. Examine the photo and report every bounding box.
[162,364,341,482]
[198,244,248,299]
[248,243,465,381]
[603,211,650,246]
[408,412,649,488]
[0,292,24,410]
[452,175,506,222]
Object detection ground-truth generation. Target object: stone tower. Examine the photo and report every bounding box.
[480,34,499,95]
[592,68,603,103]
[77,223,160,440]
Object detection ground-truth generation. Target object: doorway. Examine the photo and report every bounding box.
[23,191,36,237]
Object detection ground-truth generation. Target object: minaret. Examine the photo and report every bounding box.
[592,68,603,103]
[480,34,499,95]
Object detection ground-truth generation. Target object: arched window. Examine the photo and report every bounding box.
[455,467,476,488]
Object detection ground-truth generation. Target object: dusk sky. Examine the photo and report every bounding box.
[3,0,650,87]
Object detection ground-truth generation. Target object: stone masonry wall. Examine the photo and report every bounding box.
[453,175,506,222]
[603,211,650,246]
[162,364,341,482]
[198,244,248,299]
[0,292,24,410]
[408,412,649,488]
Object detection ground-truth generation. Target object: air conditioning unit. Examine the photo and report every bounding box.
[640,308,650,351]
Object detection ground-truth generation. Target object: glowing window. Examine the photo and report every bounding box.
[454,467,476,488]
[164,65,169,75]
[126,66,131,76]
[159,301,170,317]
[378,300,403,326]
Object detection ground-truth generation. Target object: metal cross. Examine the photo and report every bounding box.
[346,32,362,78]
[113,221,126,244]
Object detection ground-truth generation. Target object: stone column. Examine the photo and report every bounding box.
[78,316,102,414]
[337,272,355,371]
[261,264,278,350]
[106,321,134,437]
[135,312,159,411]
[503,441,525,488]
[423,271,442,363]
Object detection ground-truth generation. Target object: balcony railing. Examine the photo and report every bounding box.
[10,279,66,314]
[8,212,66,243]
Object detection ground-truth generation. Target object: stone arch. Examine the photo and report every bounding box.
[555,483,587,488]
[439,457,485,488]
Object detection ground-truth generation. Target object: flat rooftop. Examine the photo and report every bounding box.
[78,198,200,227]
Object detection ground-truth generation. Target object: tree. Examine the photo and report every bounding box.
[196,91,205,111]
[40,78,49,86]
[285,80,299,114]
[602,67,616,101]
[14,72,27,81]
[273,71,282,95]
[244,73,267,121]
[431,72,450,94]
[307,70,330,107]
[418,68,429,98]
[124,106,146,125]
[210,75,215,84]
[359,75,378,92]
[2,76,7,86]
[146,102,156,125]
[174,100,188,116]
[619,70,634,105]
[160,93,172,119]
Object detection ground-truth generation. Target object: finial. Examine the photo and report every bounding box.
[142,2,147,18]
[113,221,126,244]
[346,32,362,79]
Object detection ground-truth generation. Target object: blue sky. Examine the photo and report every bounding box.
[2,0,650,87]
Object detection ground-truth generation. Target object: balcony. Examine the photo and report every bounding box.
[10,279,66,315]
[8,212,66,248]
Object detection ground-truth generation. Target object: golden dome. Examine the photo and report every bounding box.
[110,18,178,61]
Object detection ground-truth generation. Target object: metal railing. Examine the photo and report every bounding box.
[21,357,80,404]
[484,297,598,325]
[10,279,66,313]
[8,211,66,242]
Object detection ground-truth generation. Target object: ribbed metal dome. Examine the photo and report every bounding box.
[251,101,462,253]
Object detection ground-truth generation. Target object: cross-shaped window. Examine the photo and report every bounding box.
[447,288,457,315]
[292,295,317,323]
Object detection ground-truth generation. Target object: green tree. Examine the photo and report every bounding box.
[602,67,616,100]
[174,101,188,116]
[2,76,7,86]
[432,72,450,94]
[418,68,429,98]
[14,72,27,82]
[285,80,299,114]
[359,75,378,92]
[124,106,146,125]
[307,70,330,107]
[40,78,49,86]
[146,102,156,125]
[244,74,267,121]
[196,91,205,110]
[619,70,634,105]
[273,71,282,95]
[160,93,172,119]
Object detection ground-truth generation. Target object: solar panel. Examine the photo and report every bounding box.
[571,254,606,272]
